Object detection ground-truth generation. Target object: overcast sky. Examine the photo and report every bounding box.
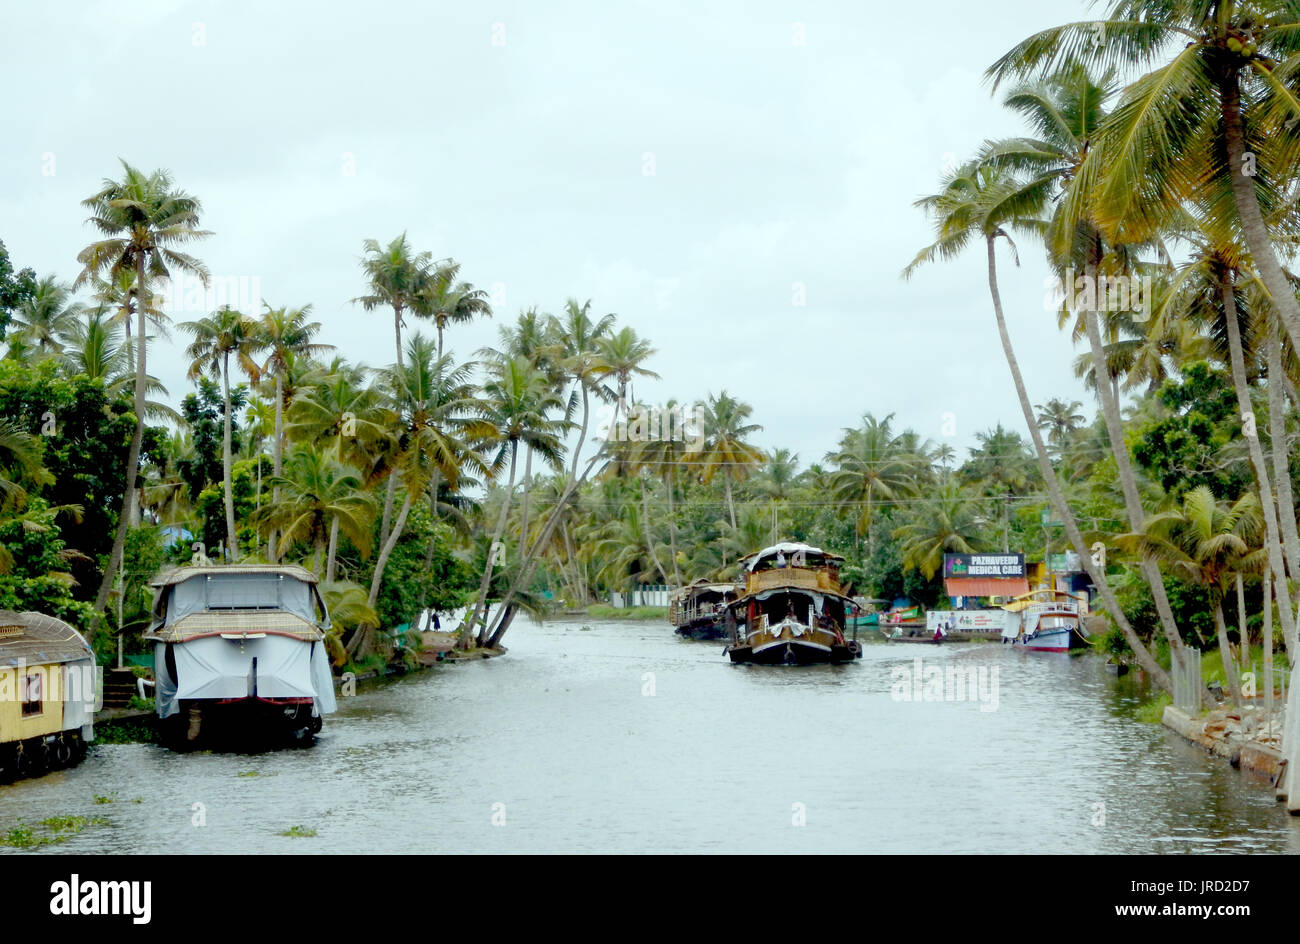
[2,0,1103,470]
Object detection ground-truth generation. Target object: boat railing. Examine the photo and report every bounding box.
[745,567,839,596]
[1024,600,1079,616]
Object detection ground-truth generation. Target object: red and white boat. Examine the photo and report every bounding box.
[1000,589,1090,653]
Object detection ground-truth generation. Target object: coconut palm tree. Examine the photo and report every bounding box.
[826,412,921,558]
[905,156,1173,693]
[892,480,985,580]
[988,1,1300,366]
[353,234,434,375]
[415,260,493,360]
[259,447,376,577]
[10,275,82,357]
[593,325,660,425]
[76,160,210,611]
[60,311,178,421]
[349,334,492,657]
[180,306,264,558]
[1121,486,1265,705]
[984,58,1196,668]
[254,303,333,561]
[464,356,566,647]
[480,299,616,647]
[698,391,765,531]
[1034,398,1087,460]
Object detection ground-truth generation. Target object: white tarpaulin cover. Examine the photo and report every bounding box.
[155,643,179,718]
[61,658,96,739]
[171,635,317,702]
[310,642,336,715]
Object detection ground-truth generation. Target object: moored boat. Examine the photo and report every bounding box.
[146,564,338,749]
[0,610,96,782]
[724,543,862,665]
[669,579,739,639]
[1001,589,1091,652]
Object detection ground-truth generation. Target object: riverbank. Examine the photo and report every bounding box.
[1161,704,1284,784]
[583,604,667,620]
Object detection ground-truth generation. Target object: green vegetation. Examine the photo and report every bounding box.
[278,825,317,838]
[41,815,109,833]
[1,823,61,848]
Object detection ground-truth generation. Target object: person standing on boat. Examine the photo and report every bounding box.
[776,550,787,568]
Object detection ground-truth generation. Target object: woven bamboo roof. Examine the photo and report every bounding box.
[145,610,324,643]
[0,611,94,667]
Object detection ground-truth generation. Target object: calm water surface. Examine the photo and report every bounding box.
[3,617,1298,854]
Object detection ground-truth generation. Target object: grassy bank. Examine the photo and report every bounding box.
[585,604,669,621]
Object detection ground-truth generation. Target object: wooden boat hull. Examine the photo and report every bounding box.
[727,637,861,664]
[676,620,726,640]
[1010,626,1090,653]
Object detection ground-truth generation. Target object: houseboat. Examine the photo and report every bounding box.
[0,610,96,782]
[724,542,862,665]
[1000,589,1091,652]
[669,579,739,639]
[146,564,337,749]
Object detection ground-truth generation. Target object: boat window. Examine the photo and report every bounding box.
[205,573,285,610]
[21,670,43,717]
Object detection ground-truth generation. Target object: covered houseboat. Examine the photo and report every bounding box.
[724,543,862,665]
[1001,589,1091,652]
[669,579,739,639]
[146,565,337,748]
[0,610,96,782]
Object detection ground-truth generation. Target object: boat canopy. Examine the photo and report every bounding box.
[1002,588,1080,612]
[729,587,855,611]
[0,610,95,668]
[146,566,329,643]
[739,542,844,572]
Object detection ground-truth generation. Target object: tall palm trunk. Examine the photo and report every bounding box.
[986,235,1171,691]
[725,477,737,530]
[518,448,533,554]
[326,516,340,582]
[640,476,668,583]
[1220,277,1297,645]
[1221,275,1300,804]
[379,473,397,550]
[270,374,284,562]
[486,386,595,644]
[1081,249,1188,667]
[1213,600,1243,706]
[1267,329,1300,580]
[95,256,149,612]
[665,470,683,587]
[1221,75,1300,363]
[221,353,237,559]
[467,441,518,648]
[349,489,415,658]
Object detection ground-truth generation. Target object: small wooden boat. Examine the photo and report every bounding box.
[669,579,739,639]
[0,610,97,782]
[1001,589,1091,652]
[724,543,862,665]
